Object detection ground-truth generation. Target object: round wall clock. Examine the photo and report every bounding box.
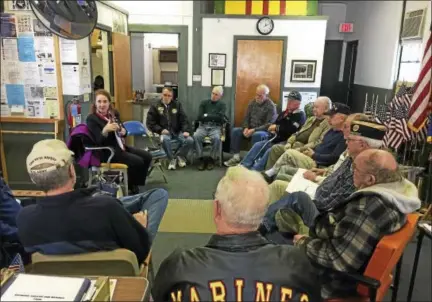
[256,17,274,35]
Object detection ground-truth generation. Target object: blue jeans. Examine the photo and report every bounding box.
[161,133,194,160]
[230,127,269,154]
[193,124,221,159]
[241,140,273,171]
[120,189,168,242]
[261,191,319,232]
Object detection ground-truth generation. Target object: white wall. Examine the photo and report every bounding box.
[345,1,403,89]
[109,1,193,86]
[201,18,327,88]
[319,2,347,40]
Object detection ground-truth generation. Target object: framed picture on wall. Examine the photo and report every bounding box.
[290,60,317,82]
[209,53,226,68]
[211,69,225,86]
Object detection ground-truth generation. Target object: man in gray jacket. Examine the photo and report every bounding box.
[224,84,277,166]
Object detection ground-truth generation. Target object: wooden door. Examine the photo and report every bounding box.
[234,40,283,126]
[112,33,133,121]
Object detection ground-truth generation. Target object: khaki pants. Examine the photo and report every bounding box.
[265,142,307,170]
[276,165,299,182]
[274,149,316,171]
[269,180,290,203]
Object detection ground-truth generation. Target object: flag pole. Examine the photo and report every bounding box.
[374,95,379,118]
[364,93,368,113]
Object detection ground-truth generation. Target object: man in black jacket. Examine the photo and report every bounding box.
[146,87,194,170]
[153,166,321,302]
[17,139,169,264]
[240,91,306,171]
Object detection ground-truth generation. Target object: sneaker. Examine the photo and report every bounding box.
[224,156,240,167]
[207,158,215,170]
[168,158,177,170]
[177,156,186,168]
[197,158,206,171]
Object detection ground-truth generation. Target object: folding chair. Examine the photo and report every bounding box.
[193,121,227,167]
[325,213,420,302]
[123,121,168,183]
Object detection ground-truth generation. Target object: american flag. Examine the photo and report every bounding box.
[7,253,25,273]
[408,21,432,132]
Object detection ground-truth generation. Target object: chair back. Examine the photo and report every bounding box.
[30,249,140,277]
[67,124,101,168]
[123,121,147,136]
[358,213,419,300]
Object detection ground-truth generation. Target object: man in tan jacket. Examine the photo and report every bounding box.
[265,97,331,169]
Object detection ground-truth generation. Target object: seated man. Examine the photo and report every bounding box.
[262,119,386,233]
[193,86,226,171]
[265,96,331,170]
[263,103,350,182]
[152,166,321,302]
[239,91,306,171]
[294,149,421,299]
[147,87,194,170]
[224,84,277,167]
[17,139,168,264]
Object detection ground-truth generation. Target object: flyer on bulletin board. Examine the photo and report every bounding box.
[5,84,25,106]
[17,34,36,62]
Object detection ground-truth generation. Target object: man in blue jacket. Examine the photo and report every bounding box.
[262,103,350,181]
[0,176,21,242]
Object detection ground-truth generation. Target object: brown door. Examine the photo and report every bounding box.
[112,33,133,121]
[234,40,283,126]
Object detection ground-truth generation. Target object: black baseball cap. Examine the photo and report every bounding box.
[350,120,387,140]
[324,102,351,116]
[287,91,302,101]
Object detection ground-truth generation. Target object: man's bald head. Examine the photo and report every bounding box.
[313,97,331,118]
[353,149,402,189]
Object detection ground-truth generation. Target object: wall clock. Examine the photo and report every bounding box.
[257,17,274,35]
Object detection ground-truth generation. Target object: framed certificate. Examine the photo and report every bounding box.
[208,53,226,68]
[211,69,225,86]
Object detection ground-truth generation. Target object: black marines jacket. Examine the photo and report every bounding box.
[152,232,321,302]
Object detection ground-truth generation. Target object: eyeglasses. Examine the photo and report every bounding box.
[163,94,172,97]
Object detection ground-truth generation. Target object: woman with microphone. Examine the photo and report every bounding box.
[87,89,152,194]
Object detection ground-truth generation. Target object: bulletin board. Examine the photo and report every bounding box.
[0,2,64,120]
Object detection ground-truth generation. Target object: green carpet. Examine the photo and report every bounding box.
[158,199,216,233]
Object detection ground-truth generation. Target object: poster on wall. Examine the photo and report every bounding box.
[77,38,91,94]
[34,36,55,62]
[112,11,127,34]
[16,14,33,34]
[40,62,57,86]
[0,13,17,37]
[3,61,23,84]
[61,63,80,95]
[17,34,36,62]
[1,39,18,61]
[60,39,78,62]
[22,62,41,85]
[33,18,52,36]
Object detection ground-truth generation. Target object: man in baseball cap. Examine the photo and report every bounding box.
[17,139,170,264]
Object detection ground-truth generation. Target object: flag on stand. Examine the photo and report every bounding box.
[408,22,432,132]
[7,253,25,273]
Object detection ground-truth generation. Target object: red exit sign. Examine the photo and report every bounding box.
[339,23,354,33]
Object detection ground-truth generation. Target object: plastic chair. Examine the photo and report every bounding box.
[123,121,168,183]
[325,213,420,302]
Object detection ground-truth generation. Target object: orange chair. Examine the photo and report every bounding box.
[326,213,420,302]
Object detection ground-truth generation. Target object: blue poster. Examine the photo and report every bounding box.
[17,35,36,62]
[5,84,25,106]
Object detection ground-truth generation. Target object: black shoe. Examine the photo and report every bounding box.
[261,172,274,184]
[197,158,206,171]
[207,158,215,170]
[129,185,140,195]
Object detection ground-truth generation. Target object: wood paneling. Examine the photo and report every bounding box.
[234,40,283,126]
[112,33,133,121]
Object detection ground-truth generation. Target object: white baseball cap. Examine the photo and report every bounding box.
[26,139,74,174]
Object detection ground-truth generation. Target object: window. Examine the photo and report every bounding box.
[398,41,423,82]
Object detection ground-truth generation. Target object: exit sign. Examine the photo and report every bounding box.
[339,23,354,33]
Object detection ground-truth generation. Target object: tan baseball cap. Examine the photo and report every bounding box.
[26,139,74,174]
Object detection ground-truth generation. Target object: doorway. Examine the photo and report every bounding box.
[233,38,285,126]
[320,40,343,103]
[90,28,112,94]
[342,40,358,106]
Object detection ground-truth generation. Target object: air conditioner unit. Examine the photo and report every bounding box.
[401,8,427,40]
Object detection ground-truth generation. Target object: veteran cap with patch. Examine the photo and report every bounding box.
[350,120,387,140]
[324,102,351,116]
[26,139,74,174]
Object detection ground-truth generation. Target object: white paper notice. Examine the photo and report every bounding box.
[44,97,59,118]
[22,63,41,85]
[1,39,18,61]
[1,274,89,301]
[34,36,55,62]
[41,63,57,86]
[60,39,77,62]
[26,98,44,117]
[1,104,10,116]
[286,168,319,199]
[3,61,23,84]
[16,14,33,34]
[61,64,80,95]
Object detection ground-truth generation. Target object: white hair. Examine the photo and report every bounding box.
[316,96,332,110]
[212,86,224,96]
[257,84,270,95]
[29,162,72,192]
[359,136,384,149]
[215,166,269,229]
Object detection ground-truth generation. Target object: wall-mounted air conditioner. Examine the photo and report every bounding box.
[401,8,427,40]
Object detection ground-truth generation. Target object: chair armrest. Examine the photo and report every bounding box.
[139,263,148,278]
[85,146,115,164]
[330,269,380,302]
